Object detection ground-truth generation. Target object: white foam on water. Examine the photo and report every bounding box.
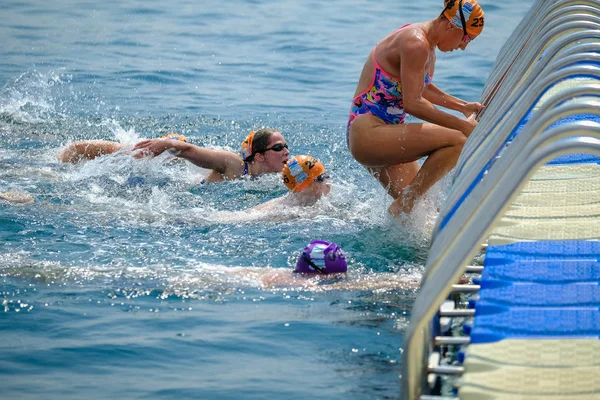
[0,70,66,124]
[99,119,141,145]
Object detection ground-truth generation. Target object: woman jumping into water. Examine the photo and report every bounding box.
[347,0,485,215]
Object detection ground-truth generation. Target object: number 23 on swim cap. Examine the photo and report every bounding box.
[282,155,326,192]
[443,0,484,38]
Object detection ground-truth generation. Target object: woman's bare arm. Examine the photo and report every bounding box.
[422,83,485,116]
[133,139,243,175]
[57,140,126,163]
[399,39,475,134]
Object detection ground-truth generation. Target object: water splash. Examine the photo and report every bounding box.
[0,70,67,124]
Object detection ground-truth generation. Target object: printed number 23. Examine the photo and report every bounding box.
[471,17,484,27]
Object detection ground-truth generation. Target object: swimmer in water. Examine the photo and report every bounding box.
[133,128,290,183]
[347,0,486,215]
[253,154,331,209]
[209,155,332,223]
[260,240,350,287]
[58,128,291,183]
[207,240,421,291]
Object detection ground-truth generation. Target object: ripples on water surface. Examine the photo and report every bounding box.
[1,1,528,398]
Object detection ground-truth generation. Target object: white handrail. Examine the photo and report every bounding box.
[402,121,600,399]
[437,69,600,238]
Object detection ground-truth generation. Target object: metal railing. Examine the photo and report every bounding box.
[399,1,600,398]
[401,118,600,400]
[481,0,600,102]
[457,32,600,178]
[437,73,600,236]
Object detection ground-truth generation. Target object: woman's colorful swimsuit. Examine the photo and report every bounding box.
[347,25,433,141]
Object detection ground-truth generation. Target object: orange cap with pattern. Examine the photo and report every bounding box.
[160,133,188,142]
[240,131,255,160]
[443,0,484,37]
[282,155,326,193]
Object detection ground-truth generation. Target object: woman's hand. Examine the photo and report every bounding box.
[132,139,172,158]
[462,102,485,118]
[462,113,478,137]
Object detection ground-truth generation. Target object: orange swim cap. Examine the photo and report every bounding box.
[443,0,484,37]
[240,131,255,160]
[160,133,188,142]
[282,155,326,193]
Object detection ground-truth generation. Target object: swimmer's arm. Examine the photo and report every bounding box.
[328,277,420,291]
[260,270,312,288]
[423,84,485,117]
[246,196,283,213]
[57,140,126,163]
[422,84,466,111]
[178,146,243,175]
[0,190,34,204]
[133,139,242,174]
[399,41,475,135]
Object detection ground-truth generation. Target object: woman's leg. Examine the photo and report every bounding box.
[367,162,419,199]
[349,114,466,214]
[387,143,463,215]
[57,140,126,163]
[348,114,466,166]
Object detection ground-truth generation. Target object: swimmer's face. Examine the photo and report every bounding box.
[288,173,330,206]
[438,23,471,52]
[260,131,290,172]
[306,175,331,198]
[314,177,331,197]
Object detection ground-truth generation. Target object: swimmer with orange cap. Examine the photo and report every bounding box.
[58,128,290,183]
[247,155,330,211]
[132,128,290,183]
[280,155,331,204]
[347,0,485,215]
[211,155,331,222]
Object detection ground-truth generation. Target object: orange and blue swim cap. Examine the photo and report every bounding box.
[240,131,255,160]
[443,0,484,38]
[160,133,188,142]
[282,155,326,193]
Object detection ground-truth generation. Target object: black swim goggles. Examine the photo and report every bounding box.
[301,253,326,274]
[315,174,330,183]
[262,143,289,152]
[457,0,474,43]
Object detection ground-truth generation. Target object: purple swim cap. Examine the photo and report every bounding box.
[294,240,347,274]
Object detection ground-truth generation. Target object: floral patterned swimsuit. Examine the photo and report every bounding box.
[347,25,433,143]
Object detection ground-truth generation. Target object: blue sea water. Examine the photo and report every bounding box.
[0,1,529,398]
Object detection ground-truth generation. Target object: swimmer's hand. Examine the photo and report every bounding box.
[463,113,478,137]
[132,139,181,159]
[462,102,485,118]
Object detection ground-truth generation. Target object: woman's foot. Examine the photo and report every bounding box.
[388,194,416,216]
